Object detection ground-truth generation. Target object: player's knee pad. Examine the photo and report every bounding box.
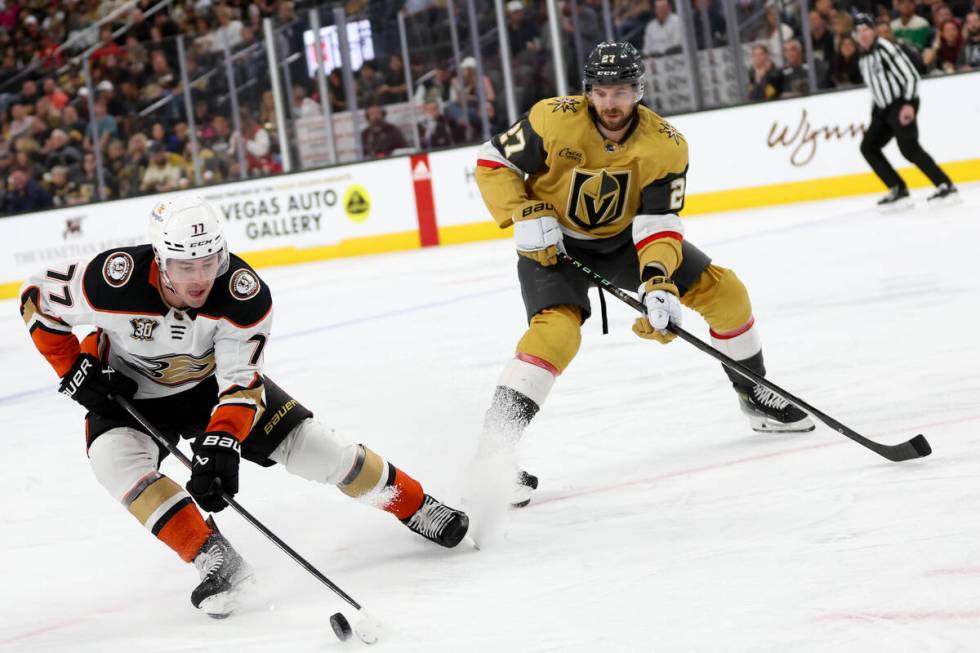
[681,265,753,333]
[88,427,161,500]
[516,304,582,375]
[270,418,360,486]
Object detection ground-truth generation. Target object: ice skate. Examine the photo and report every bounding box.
[401,494,469,548]
[927,183,960,205]
[511,471,539,508]
[876,186,913,212]
[737,384,815,433]
[191,530,254,619]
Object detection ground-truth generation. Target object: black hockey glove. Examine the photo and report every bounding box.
[58,354,138,417]
[186,430,241,513]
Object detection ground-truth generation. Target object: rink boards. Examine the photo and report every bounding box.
[1,71,977,299]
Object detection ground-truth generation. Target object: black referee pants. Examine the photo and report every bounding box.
[859,98,951,190]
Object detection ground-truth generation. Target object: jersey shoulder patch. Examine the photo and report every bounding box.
[198,254,272,327]
[83,245,165,314]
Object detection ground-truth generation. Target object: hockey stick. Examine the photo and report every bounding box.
[114,395,382,643]
[559,253,932,462]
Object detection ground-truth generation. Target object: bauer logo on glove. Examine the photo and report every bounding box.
[513,200,565,266]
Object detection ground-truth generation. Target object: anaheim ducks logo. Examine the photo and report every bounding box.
[230,269,261,301]
[103,252,134,288]
[566,168,631,230]
[124,348,216,386]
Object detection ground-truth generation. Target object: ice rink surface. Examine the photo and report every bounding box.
[1,184,978,652]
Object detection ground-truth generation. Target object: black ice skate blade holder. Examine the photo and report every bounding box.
[114,395,376,638]
[559,253,932,463]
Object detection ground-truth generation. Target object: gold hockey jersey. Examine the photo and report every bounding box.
[476,96,689,276]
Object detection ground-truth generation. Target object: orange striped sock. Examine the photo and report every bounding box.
[384,467,424,520]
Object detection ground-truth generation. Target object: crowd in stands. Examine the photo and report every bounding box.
[0,0,977,215]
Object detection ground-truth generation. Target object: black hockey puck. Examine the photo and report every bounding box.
[330,612,353,641]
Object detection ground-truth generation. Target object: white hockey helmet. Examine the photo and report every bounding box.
[149,197,229,285]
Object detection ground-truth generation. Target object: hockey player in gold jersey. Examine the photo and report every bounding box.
[473,42,815,507]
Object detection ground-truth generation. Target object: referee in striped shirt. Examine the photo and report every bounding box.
[854,14,958,206]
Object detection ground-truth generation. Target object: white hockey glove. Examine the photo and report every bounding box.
[632,276,681,344]
[513,200,564,267]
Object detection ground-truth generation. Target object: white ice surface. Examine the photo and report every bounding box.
[1,185,979,652]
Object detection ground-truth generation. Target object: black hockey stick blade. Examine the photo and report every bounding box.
[558,253,933,462]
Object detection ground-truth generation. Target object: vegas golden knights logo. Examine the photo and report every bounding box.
[566,169,631,230]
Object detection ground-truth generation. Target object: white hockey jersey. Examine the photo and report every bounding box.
[19,244,271,442]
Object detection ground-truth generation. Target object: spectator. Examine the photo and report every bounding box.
[927,19,965,71]
[237,109,278,175]
[140,142,183,193]
[211,5,244,52]
[120,133,149,196]
[876,17,928,72]
[71,151,117,203]
[46,165,74,207]
[92,99,118,148]
[357,61,383,108]
[147,50,176,90]
[260,90,278,127]
[447,57,496,136]
[892,0,932,50]
[616,0,654,49]
[691,0,727,50]
[19,79,40,108]
[808,10,836,63]
[12,145,43,182]
[42,79,70,111]
[124,34,148,69]
[4,167,53,214]
[6,104,34,142]
[506,1,541,60]
[361,104,407,158]
[208,115,234,167]
[417,101,455,149]
[811,0,833,21]
[414,61,453,106]
[760,2,794,65]
[97,80,124,116]
[36,33,64,71]
[959,11,980,69]
[104,138,129,191]
[780,39,821,96]
[828,35,863,87]
[643,0,684,57]
[291,84,319,117]
[42,129,82,169]
[748,43,784,100]
[90,27,124,64]
[379,54,409,105]
[327,68,347,113]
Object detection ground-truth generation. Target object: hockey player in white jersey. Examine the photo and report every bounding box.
[19,197,469,618]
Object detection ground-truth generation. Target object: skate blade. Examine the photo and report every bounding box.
[199,573,255,619]
[927,195,963,207]
[748,417,816,434]
[877,198,914,214]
